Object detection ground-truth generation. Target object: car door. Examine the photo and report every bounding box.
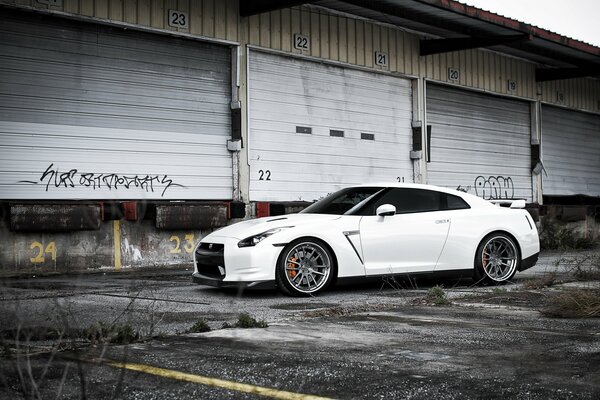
[358,188,451,275]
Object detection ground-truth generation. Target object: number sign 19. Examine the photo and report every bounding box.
[293,34,310,51]
[168,9,189,28]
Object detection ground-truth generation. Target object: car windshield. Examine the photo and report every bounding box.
[301,187,384,215]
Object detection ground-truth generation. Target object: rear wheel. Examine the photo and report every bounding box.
[276,238,336,297]
[474,233,520,285]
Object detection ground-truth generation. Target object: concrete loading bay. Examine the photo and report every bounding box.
[0,250,599,399]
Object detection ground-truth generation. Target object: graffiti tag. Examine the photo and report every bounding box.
[456,176,515,200]
[474,175,514,200]
[19,163,184,197]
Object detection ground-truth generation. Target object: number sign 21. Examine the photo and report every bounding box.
[375,51,388,67]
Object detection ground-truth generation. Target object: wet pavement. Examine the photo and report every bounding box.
[0,249,599,399]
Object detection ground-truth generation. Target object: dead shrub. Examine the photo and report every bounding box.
[541,289,600,318]
[522,273,558,290]
[538,218,595,250]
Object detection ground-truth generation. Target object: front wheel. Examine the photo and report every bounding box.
[276,238,336,297]
[474,233,520,285]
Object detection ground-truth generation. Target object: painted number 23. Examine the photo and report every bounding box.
[170,234,195,254]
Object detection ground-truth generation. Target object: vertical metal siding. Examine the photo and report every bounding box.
[0,11,232,200]
[426,84,533,202]
[248,51,413,202]
[541,105,600,196]
[540,78,600,113]
[4,1,598,113]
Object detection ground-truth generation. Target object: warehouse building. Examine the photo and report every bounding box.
[0,0,598,272]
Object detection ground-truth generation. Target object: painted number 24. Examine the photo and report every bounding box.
[30,241,56,263]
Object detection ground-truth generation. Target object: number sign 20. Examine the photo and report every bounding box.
[168,9,189,28]
[448,67,460,81]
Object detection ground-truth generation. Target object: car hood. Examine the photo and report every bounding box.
[205,213,342,240]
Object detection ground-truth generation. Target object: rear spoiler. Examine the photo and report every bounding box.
[489,199,526,209]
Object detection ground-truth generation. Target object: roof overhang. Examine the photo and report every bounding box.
[240,0,600,81]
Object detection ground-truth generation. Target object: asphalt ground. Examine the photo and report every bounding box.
[0,249,599,399]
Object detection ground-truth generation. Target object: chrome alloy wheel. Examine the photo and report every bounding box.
[284,242,332,294]
[481,236,518,282]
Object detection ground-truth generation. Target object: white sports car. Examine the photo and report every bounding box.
[193,183,540,296]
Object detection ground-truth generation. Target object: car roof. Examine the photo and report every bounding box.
[350,182,492,208]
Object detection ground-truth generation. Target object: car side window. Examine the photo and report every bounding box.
[354,188,471,216]
[358,188,442,215]
[444,193,470,210]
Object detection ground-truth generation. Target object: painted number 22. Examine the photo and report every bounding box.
[258,170,271,181]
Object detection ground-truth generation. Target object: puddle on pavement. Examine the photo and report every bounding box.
[0,281,82,291]
[270,302,339,311]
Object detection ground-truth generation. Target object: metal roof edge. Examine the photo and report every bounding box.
[415,0,600,56]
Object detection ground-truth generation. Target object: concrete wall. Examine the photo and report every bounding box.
[0,214,211,274]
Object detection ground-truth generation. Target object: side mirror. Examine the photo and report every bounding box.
[376,204,396,217]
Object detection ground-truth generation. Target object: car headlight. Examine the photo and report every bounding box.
[237,227,294,248]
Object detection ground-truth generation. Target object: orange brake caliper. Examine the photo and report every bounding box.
[288,257,297,278]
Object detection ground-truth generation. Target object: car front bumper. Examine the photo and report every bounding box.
[192,235,283,286]
[191,272,275,289]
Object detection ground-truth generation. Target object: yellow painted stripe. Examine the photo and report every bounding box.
[113,220,122,271]
[103,360,333,400]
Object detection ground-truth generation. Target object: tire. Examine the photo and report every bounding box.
[474,232,520,285]
[275,238,336,297]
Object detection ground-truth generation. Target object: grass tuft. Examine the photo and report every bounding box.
[222,313,268,329]
[426,285,450,306]
[187,319,211,333]
[85,322,139,344]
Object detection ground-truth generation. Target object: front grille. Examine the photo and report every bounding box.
[195,243,225,279]
[198,243,224,251]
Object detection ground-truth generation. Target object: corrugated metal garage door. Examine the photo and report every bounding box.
[248,51,413,202]
[426,84,532,202]
[0,10,232,200]
[542,105,600,196]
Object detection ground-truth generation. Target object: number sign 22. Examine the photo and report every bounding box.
[258,170,271,181]
[294,34,310,51]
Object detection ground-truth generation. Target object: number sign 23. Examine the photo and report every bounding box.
[168,9,188,28]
